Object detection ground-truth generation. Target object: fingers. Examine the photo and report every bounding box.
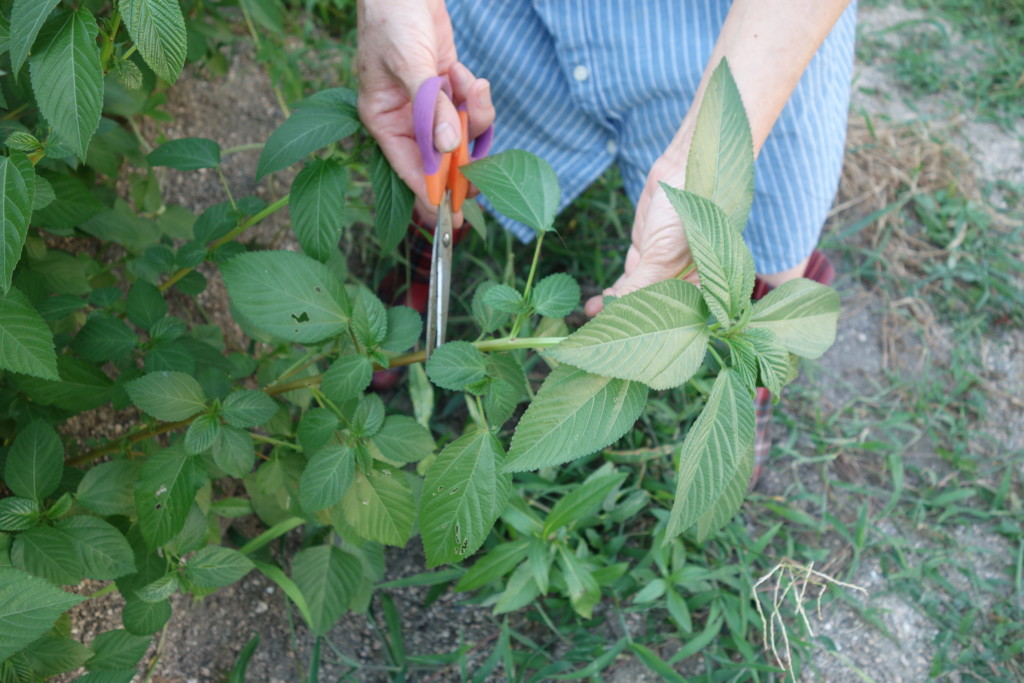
[450,62,495,140]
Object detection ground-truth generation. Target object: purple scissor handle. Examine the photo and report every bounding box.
[412,75,493,177]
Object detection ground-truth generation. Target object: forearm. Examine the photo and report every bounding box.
[664,0,852,162]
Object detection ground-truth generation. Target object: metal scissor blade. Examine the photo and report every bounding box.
[425,193,454,358]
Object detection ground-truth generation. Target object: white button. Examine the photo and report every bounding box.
[573,65,589,82]
[606,139,618,155]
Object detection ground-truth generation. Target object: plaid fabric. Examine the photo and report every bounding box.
[380,220,472,313]
[749,250,836,488]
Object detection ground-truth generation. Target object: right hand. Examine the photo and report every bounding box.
[356,0,495,222]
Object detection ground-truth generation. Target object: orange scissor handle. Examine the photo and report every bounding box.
[448,110,471,213]
[425,152,451,208]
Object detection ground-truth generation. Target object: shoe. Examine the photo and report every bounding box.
[748,250,836,488]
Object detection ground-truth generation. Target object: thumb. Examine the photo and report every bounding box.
[400,67,462,154]
[583,261,687,317]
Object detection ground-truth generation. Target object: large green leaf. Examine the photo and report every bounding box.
[319,355,373,404]
[461,150,559,234]
[134,444,203,548]
[547,279,709,390]
[5,421,63,501]
[504,365,648,472]
[11,525,81,584]
[8,0,61,75]
[56,517,135,580]
[71,313,139,363]
[18,635,93,678]
[0,497,40,532]
[1,153,35,293]
[212,425,255,477]
[147,137,221,170]
[341,468,414,546]
[119,0,187,84]
[542,465,627,536]
[0,567,86,662]
[29,9,103,159]
[222,250,350,344]
[221,390,277,429]
[76,460,140,517]
[0,286,58,380]
[662,187,754,324]
[368,416,435,465]
[182,546,253,589]
[299,445,355,513]
[126,371,207,422]
[425,341,488,392]
[532,273,580,318]
[291,545,362,636]
[121,595,171,636]
[665,368,754,540]
[684,59,754,234]
[86,629,152,671]
[748,278,840,359]
[31,171,105,232]
[256,104,360,179]
[370,146,414,253]
[290,158,348,262]
[15,355,112,411]
[420,429,510,567]
[694,442,753,543]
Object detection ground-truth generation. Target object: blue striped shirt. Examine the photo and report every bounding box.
[446,0,857,274]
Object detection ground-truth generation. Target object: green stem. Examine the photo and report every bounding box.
[216,165,237,210]
[121,45,138,61]
[159,194,290,292]
[510,233,545,338]
[238,516,305,556]
[251,433,302,451]
[677,262,697,281]
[100,11,121,73]
[88,583,119,600]
[222,142,265,156]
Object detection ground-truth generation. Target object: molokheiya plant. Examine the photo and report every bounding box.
[0,0,838,674]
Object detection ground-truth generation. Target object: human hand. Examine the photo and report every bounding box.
[583,158,697,316]
[356,0,495,223]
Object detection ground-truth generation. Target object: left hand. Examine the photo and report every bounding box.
[583,157,698,316]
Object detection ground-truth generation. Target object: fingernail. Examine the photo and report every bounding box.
[435,122,458,152]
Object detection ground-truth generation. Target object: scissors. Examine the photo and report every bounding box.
[413,76,494,357]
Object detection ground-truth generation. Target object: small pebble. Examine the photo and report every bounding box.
[255,601,269,614]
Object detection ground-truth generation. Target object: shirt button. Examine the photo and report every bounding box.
[606,139,618,155]
[572,65,589,82]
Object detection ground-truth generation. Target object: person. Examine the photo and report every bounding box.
[357,0,856,483]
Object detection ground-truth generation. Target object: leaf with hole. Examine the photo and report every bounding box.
[134,444,203,548]
[548,279,709,390]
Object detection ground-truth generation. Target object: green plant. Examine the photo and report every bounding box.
[0,1,840,678]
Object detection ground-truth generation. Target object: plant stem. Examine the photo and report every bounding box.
[238,516,305,556]
[222,142,265,156]
[159,194,290,293]
[100,11,121,73]
[250,433,302,451]
[510,233,545,338]
[216,165,237,210]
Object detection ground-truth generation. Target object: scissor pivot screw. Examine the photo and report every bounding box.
[442,233,451,247]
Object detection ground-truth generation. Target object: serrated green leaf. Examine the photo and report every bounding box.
[349,285,388,349]
[382,306,421,352]
[222,250,350,344]
[685,60,755,234]
[368,416,434,465]
[256,104,359,180]
[0,497,40,532]
[11,525,81,584]
[291,545,362,636]
[76,460,140,517]
[542,466,627,536]
[72,314,139,363]
[341,468,414,546]
[370,146,414,253]
[222,390,277,429]
[183,546,253,589]
[57,517,135,580]
[290,158,347,262]
[350,394,385,439]
[17,635,92,676]
[31,175,55,211]
[665,368,754,540]
[296,408,338,454]
[126,371,206,422]
[184,413,220,454]
[120,0,187,84]
[694,442,753,542]
[0,568,86,661]
[29,9,103,159]
[532,273,580,318]
[748,278,840,359]
[471,282,504,334]
[134,444,202,548]
[662,187,754,323]
[320,355,373,404]
[75,670,138,683]
[134,573,179,603]
[557,545,600,618]
[504,365,647,472]
[87,629,152,672]
[121,595,171,636]
[481,284,523,314]
[739,327,789,396]
[211,425,255,478]
[1,153,34,293]
[420,429,510,567]
[31,172,105,232]
[0,286,59,380]
[425,341,488,391]
[547,279,709,390]
[299,445,355,513]
[461,150,559,234]
[483,353,528,428]
[9,0,61,75]
[6,421,63,501]
[147,137,221,170]
[125,281,167,330]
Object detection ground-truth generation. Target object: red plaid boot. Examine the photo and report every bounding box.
[749,250,835,488]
